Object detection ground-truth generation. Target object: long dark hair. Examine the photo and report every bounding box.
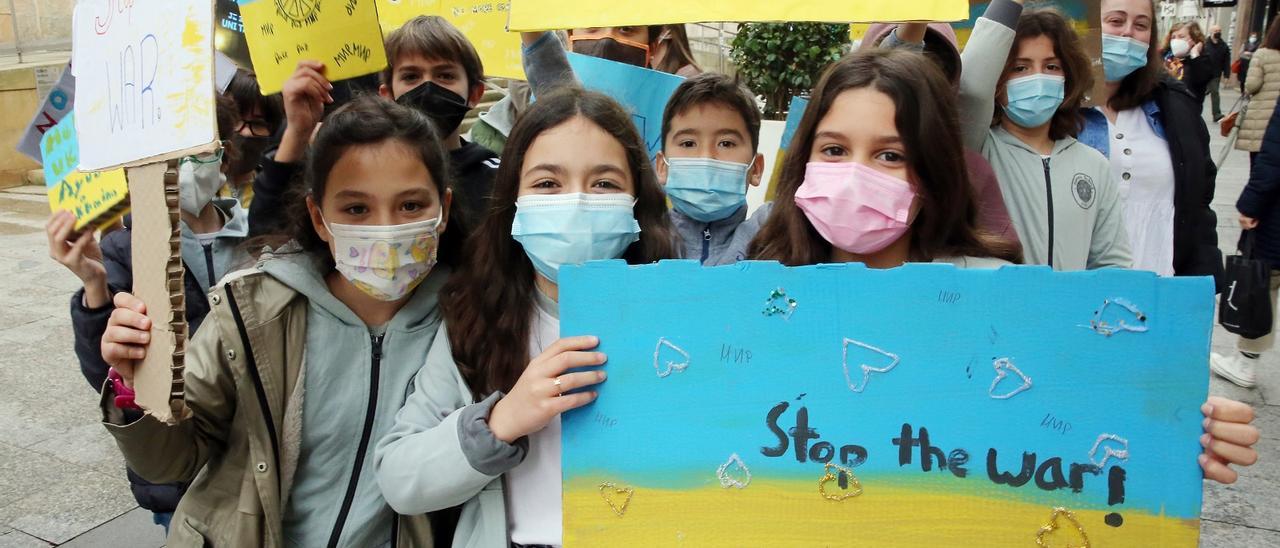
[749,49,1020,265]
[1264,14,1280,50]
[285,95,460,267]
[444,88,678,398]
[994,9,1094,140]
[649,24,702,75]
[1107,0,1165,112]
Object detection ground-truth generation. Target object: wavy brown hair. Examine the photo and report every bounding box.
[1105,0,1166,112]
[993,9,1094,140]
[749,49,1021,265]
[443,88,678,398]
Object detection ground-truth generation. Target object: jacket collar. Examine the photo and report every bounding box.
[991,125,1078,156]
[669,204,749,233]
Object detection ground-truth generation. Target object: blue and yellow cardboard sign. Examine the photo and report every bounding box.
[561,261,1210,546]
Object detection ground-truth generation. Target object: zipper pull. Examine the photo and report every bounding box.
[371,335,384,361]
[703,228,712,241]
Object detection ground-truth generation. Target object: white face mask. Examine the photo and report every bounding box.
[1170,38,1191,58]
[178,153,226,215]
[1251,36,1259,44]
[324,215,442,301]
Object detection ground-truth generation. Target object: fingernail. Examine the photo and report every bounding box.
[1200,433,1211,447]
[590,336,600,344]
[1203,417,1212,430]
[598,371,607,381]
[1199,453,1209,465]
[597,352,607,363]
[1203,403,1215,416]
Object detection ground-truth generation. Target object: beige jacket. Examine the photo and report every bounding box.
[1239,48,1280,152]
[100,267,432,547]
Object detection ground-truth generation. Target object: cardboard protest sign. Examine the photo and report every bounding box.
[40,113,129,231]
[238,0,388,95]
[377,0,526,80]
[71,0,218,170]
[16,63,75,164]
[216,0,254,70]
[561,261,1211,546]
[509,0,970,31]
[566,52,685,157]
[764,96,808,202]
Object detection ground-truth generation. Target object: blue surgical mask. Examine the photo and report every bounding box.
[1004,74,1066,129]
[511,193,641,282]
[1102,34,1150,82]
[662,156,752,222]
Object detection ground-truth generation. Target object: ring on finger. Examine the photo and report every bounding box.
[553,376,563,397]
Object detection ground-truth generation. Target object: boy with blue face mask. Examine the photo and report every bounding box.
[653,74,771,265]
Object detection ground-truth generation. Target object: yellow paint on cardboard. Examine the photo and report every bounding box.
[377,0,525,80]
[563,477,1199,547]
[509,0,970,31]
[168,5,212,132]
[47,169,130,231]
[241,0,389,95]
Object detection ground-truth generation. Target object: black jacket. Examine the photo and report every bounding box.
[1154,78,1226,286]
[1238,100,1280,269]
[69,223,221,512]
[1205,37,1232,79]
[1178,54,1219,108]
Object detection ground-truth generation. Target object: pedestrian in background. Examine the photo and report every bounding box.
[1205,24,1232,121]
[1163,21,1217,108]
[1237,16,1280,166]
[1240,31,1261,93]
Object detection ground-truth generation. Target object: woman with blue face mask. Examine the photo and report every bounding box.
[960,0,1131,271]
[1077,0,1223,286]
[375,88,677,547]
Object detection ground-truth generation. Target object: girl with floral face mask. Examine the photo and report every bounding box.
[376,88,677,547]
[96,96,458,547]
[959,0,1131,271]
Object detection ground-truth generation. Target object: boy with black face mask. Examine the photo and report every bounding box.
[265,16,499,235]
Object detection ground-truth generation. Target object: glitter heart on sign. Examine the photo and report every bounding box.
[818,462,862,501]
[598,482,634,517]
[1035,507,1091,548]
[716,453,751,489]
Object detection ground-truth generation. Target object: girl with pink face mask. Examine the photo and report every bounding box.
[749,49,1022,268]
[749,48,1260,486]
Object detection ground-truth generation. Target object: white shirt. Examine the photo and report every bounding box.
[1101,107,1176,276]
[504,289,562,546]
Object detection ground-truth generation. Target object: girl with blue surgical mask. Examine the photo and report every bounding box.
[375,88,677,547]
[959,0,1131,271]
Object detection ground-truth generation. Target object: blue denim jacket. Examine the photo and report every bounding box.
[1077,101,1167,158]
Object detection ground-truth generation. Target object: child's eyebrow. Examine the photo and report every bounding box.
[333,189,372,200]
[814,131,847,142]
[873,135,904,145]
[588,164,628,179]
[522,163,567,178]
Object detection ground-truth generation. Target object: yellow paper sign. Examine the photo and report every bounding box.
[377,0,525,80]
[508,0,969,31]
[239,0,389,94]
[48,170,131,231]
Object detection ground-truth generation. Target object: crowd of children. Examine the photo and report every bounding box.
[42,1,1263,546]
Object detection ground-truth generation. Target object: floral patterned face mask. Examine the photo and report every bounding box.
[324,215,441,301]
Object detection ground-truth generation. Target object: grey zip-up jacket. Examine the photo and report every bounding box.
[672,202,773,265]
[959,0,1131,270]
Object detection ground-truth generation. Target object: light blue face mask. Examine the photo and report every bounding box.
[1004,74,1066,129]
[662,156,752,222]
[511,193,642,283]
[1102,34,1150,82]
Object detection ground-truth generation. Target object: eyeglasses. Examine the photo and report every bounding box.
[236,119,273,138]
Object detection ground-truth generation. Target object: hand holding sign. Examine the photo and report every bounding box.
[488,336,608,443]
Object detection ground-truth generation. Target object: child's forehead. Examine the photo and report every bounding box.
[393,53,463,72]
[670,101,749,132]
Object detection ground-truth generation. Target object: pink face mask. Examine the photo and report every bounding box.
[794,162,916,255]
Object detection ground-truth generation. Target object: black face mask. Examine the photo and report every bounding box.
[572,38,648,67]
[396,81,471,139]
[1214,32,1223,40]
[230,135,271,177]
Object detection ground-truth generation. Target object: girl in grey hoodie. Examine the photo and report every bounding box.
[960,0,1132,270]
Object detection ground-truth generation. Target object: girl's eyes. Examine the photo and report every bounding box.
[820,144,847,157]
[677,139,697,148]
[1046,63,1063,73]
[401,201,427,213]
[592,179,623,190]
[876,151,906,164]
[1011,65,1029,73]
[531,179,560,189]
[344,205,369,216]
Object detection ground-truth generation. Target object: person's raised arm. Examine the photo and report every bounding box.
[521,31,580,97]
[958,0,1025,152]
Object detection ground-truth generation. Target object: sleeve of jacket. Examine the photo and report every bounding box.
[958,0,1023,152]
[100,296,238,485]
[1087,161,1134,269]
[1184,101,1225,287]
[248,156,301,238]
[70,230,134,391]
[1238,102,1280,219]
[1246,50,1267,95]
[1182,55,1217,101]
[375,324,527,515]
[524,31,580,98]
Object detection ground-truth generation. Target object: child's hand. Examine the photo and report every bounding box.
[1199,396,1260,484]
[102,292,153,388]
[487,336,607,443]
[46,211,109,307]
[278,60,333,163]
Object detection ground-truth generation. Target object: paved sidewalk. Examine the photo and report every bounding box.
[0,88,1276,546]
